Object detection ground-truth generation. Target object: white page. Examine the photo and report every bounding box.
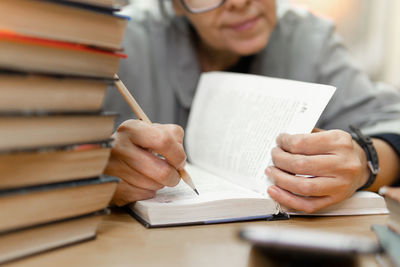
[186,72,336,194]
[135,163,262,207]
[287,191,388,216]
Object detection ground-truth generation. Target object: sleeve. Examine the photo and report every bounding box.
[372,133,400,186]
[314,26,400,137]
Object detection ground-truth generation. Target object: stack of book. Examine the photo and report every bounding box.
[373,187,400,267]
[0,0,128,263]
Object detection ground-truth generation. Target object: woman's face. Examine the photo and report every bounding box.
[174,0,277,56]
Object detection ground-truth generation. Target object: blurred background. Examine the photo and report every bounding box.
[287,0,400,88]
[125,0,400,87]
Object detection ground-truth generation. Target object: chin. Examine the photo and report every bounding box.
[230,36,270,56]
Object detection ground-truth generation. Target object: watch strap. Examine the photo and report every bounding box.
[349,125,380,190]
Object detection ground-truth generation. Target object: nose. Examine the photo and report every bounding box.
[225,0,251,10]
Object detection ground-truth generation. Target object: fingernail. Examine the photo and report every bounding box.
[378,186,388,196]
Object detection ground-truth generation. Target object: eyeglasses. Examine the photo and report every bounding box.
[180,0,225,13]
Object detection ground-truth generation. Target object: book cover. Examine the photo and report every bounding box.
[0,72,112,112]
[0,30,126,78]
[0,176,119,232]
[1,0,129,50]
[0,112,116,150]
[0,209,109,264]
[0,139,113,189]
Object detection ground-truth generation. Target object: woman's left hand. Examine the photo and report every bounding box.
[266,129,370,213]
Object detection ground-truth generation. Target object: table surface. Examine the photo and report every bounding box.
[6,208,387,267]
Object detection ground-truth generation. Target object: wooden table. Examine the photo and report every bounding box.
[6,208,387,267]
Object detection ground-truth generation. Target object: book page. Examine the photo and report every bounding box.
[136,163,262,207]
[288,191,388,216]
[132,164,277,226]
[185,72,335,194]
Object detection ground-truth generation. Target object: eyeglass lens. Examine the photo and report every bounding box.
[182,0,224,13]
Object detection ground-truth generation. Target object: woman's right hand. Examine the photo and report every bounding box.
[104,119,187,206]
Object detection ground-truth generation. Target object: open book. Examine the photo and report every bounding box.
[128,72,388,227]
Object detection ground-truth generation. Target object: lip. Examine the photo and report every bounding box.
[228,16,260,32]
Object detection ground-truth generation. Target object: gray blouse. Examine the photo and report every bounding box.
[104,5,400,136]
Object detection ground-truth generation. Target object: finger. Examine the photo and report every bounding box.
[267,185,336,214]
[276,130,352,155]
[271,146,338,176]
[105,158,164,191]
[111,180,156,206]
[112,140,180,187]
[266,166,344,197]
[146,124,186,169]
[119,120,186,169]
[384,187,400,200]
[161,124,185,144]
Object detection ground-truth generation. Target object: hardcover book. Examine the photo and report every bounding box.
[0,30,126,78]
[0,112,116,150]
[0,176,118,232]
[0,72,111,112]
[128,72,387,227]
[0,209,109,265]
[1,0,129,50]
[0,140,112,189]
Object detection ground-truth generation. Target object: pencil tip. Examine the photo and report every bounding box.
[194,189,200,195]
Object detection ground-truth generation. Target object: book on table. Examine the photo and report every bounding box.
[1,0,129,50]
[0,209,109,265]
[128,72,388,228]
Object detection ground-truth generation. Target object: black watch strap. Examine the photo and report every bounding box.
[349,125,380,190]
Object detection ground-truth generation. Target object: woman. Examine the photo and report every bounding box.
[104,0,400,212]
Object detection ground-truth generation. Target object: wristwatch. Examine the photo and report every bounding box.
[349,125,380,190]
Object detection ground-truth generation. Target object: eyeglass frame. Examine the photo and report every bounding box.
[180,0,226,13]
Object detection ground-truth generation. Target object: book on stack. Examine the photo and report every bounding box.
[0,72,110,112]
[0,0,128,263]
[1,0,129,50]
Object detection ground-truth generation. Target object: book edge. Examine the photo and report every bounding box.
[0,138,113,154]
[125,207,285,228]
[0,176,119,196]
[0,209,109,236]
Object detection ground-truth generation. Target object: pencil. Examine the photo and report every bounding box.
[113,74,199,195]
